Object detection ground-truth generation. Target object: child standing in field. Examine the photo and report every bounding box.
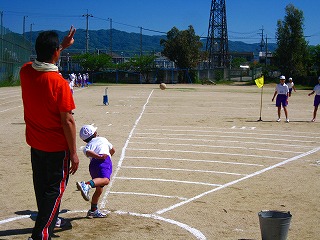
[77,124,115,218]
[68,73,76,94]
[308,76,320,122]
[287,77,296,97]
[272,75,290,122]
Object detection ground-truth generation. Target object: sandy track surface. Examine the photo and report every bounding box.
[0,83,319,239]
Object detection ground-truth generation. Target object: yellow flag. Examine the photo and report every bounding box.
[255,76,264,88]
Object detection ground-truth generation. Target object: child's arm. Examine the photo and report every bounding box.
[272,91,277,101]
[110,147,115,156]
[86,150,106,159]
[308,90,315,96]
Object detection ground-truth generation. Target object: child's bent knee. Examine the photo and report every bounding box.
[102,178,110,186]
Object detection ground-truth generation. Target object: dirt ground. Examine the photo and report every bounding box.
[0,83,319,240]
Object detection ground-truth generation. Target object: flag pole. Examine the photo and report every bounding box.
[257,86,263,121]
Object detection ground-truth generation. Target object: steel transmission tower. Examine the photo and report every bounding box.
[206,0,229,68]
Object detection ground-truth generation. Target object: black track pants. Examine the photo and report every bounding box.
[30,148,70,240]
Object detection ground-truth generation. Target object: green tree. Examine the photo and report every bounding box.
[231,57,247,68]
[274,4,309,78]
[309,45,320,76]
[73,53,114,71]
[120,55,157,83]
[160,26,202,70]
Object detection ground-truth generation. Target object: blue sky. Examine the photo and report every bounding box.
[1,0,319,45]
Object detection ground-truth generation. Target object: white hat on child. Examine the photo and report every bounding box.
[80,124,97,140]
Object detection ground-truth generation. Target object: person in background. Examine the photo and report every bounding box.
[287,77,296,97]
[68,73,76,94]
[76,73,82,87]
[20,26,79,240]
[272,75,290,123]
[308,76,320,122]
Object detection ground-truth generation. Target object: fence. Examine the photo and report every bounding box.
[0,26,31,83]
[228,67,263,81]
[81,69,193,84]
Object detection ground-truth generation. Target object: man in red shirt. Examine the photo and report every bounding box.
[20,26,79,240]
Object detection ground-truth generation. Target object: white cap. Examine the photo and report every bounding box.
[289,77,292,81]
[280,75,286,80]
[80,124,97,141]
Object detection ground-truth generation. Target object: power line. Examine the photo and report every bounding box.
[2,9,282,45]
[229,29,260,35]
[3,10,80,18]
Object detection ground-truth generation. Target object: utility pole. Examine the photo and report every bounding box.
[0,11,3,58]
[265,34,268,67]
[259,26,265,53]
[23,16,28,39]
[82,10,93,53]
[30,23,34,53]
[140,27,142,57]
[0,11,3,37]
[108,18,112,57]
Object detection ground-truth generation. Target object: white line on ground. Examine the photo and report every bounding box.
[109,191,188,200]
[155,147,320,215]
[131,136,314,149]
[115,176,221,186]
[0,94,21,100]
[0,214,31,225]
[121,166,247,176]
[114,211,207,240]
[0,105,22,113]
[139,125,320,137]
[129,141,303,154]
[136,132,317,144]
[0,209,206,240]
[141,128,320,140]
[100,89,154,209]
[125,156,264,167]
[127,148,286,160]
[0,99,22,106]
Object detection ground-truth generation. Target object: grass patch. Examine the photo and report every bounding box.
[0,76,21,87]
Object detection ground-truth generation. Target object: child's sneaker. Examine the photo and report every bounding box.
[76,181,91,201]
[87,209,107,218]
[276,118,281,122]
[286,119,289,123]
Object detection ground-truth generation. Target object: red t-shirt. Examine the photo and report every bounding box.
[20,62,75,152]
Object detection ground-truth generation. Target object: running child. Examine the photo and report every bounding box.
[77,124,115,218]
[308,76,320,122]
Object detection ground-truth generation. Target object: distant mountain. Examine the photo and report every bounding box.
[26,29,277,55]
[228,40,276,53]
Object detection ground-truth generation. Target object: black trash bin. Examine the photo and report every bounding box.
[258,210,292,240]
